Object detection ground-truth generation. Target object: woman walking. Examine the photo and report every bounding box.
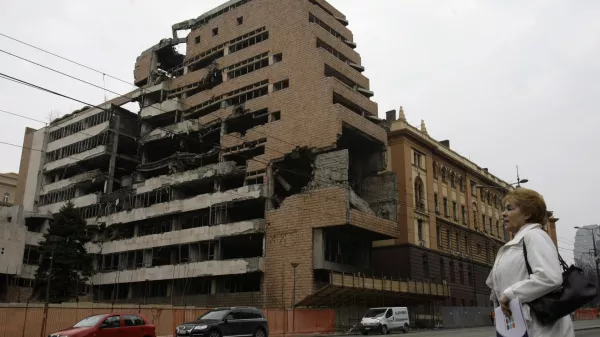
[486,188,574,337]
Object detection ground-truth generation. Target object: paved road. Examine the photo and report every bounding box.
[359,319,600,337]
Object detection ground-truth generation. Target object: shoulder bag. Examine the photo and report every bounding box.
[523,237,598,325]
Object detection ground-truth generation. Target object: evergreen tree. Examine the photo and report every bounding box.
[34,201,93,303]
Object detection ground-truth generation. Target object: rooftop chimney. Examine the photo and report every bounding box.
[440,140,450,148]
[385,109,396,122]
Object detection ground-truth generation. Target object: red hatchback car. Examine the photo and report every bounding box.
[49,313,156,337]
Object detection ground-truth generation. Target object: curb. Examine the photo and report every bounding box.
[574,325,600,331]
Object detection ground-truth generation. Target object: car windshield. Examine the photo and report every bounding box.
[73,315,105,328]
[364,309,387,318]
[198,310,229,320]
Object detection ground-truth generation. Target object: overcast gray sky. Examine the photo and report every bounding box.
[1,0,598,263]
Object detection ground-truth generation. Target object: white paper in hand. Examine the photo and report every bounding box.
[494,298,530,337]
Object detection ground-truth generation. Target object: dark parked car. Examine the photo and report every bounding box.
[49,313,156,337]
[176,307,269,337]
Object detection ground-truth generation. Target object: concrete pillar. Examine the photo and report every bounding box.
[210,279,217,294]
[133,223,140,237]
[143,249,153,267]
[106,111,121,193]
[172,218,180,231]
[127,284,133,299]
[190,244,200,262]
[214,240,221,260]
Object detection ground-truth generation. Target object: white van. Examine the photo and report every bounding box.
[359,307,410,334]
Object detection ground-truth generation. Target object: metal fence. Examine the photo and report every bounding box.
[441,306,494,329]
[0,302,335,337]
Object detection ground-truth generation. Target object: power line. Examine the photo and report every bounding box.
[0,32,133,87]
[0,57,513,247]
[0,108,47,125]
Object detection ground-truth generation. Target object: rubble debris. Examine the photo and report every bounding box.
[137,150,220,175]
[271,148,314,207]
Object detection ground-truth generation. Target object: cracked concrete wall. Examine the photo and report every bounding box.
[140,98,181,119]
[46,122,110,152]
[306,149,349,191]
[361,172,398,222]
[38,193,100,214]
[44,146,107,172]
[135,161,238,194]
[91,257,265,284]
[99,184,264,226]
[40,169,105,195]
[87,219,265,254]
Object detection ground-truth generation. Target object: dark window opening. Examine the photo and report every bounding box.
[237,16,244,25]
[273,79,289,91]
[323,227,371,269]
[188,50,225,73]
[225,108,269,136]
[180,209,211,230]
[223,145,265,167]
[220,234,263,259]
[212,28,219,36]
[316,38,349,63]
[273,53,283,63]
[23,245,41,265]
[221,173,246,191]
[25,218,45,233]
[174,179,215,199]
[271,111,281,121]
[195,36,201,44]
[229,31,269,53]
[140,220,171,236]
[227,58,269,80]
[217,273,261,293]
[333,92,366,116]
[324,64,356,88]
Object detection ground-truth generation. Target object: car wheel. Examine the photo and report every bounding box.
[208,330,221,337]
[402,324,409,333]
[254,328,266,337]
[380,325,387,335]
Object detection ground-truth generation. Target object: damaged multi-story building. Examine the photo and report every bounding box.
[15,0,450,311]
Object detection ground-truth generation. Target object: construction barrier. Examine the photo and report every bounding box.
[574,308,599,320]
[0,303,335,337]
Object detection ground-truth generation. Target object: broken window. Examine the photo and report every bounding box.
[225,108,269,136]
[222,139,267,167]
[22,245,41,265]
[220,233,263,260]
[273,53,283,64]
[212,28,219,36]
[237,16,244,25]
[217,273,261,293]
[323,227,370,268]
[195,36,201,44]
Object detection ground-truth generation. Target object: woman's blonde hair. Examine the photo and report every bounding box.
[502,187,548,224]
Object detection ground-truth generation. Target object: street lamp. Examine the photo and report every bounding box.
[291,263,299,308]
[574,225,600,303]
[291,262,300,334]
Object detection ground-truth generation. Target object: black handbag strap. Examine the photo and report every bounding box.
[522,230,569,276]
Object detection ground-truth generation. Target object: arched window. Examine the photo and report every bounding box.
[458,176,464,192]
[415,177,425,210]
[450,172,456,188]
[441,167,447,182]
[433,163,438,179]
[2,192,8,203]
